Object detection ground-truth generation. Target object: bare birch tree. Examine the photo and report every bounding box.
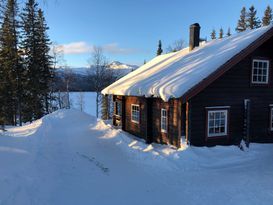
[87,46,115,118]
[166,39,185,53]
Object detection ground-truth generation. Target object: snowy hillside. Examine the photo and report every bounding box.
[0,109,273,205]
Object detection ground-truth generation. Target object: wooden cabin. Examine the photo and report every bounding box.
[102,24,273,147]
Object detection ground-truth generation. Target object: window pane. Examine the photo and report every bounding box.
[254,61,258,67]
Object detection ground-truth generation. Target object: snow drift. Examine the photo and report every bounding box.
[0,109,273,205]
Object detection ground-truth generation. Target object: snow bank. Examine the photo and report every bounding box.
[0,109,273,205]
[102,26,273,101]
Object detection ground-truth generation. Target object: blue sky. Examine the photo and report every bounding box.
[38,0,273,67]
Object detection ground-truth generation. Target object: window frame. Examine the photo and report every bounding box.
[114,101,122,117]
[270,106,273,131]
[131,104,140,124]
[206,108,229,139]
[161,108,168,133]
[251,59,270,85]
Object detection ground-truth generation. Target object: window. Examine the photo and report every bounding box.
[115,101,122,116]
[270,107,273,131]
[252,60,269,84]
[131,104,140,123]
[161,109,168,133]
[207,109,228,137]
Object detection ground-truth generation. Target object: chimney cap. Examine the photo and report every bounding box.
[190,23,201,28]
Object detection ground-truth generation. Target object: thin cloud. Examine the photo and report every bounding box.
[102,43,138,55]
[56,41,139,55]
[56,42,92,55]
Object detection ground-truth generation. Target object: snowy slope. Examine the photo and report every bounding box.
[0,110,273,205]
[102,25,273,101]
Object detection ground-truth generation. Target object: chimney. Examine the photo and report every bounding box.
[189,23,201,51]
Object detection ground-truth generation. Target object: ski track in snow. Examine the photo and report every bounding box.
[0,109,273,205]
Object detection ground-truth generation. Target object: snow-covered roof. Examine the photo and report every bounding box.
[102,25,273,102]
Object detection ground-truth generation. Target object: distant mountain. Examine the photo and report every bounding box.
[55,61,138,76]
[53,61,139,92]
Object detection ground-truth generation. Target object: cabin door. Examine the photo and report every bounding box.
[243,99,250,147]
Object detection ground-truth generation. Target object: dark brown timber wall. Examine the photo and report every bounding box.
[189,36,273,146]
[123,96,148,141]
[115,96,182,147]
[151,98,181,147]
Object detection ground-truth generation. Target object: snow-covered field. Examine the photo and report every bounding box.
[0,109,273,205]
[69,92,97,116]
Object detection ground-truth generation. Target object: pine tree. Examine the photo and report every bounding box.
[247,5,261,29]
[227,27,231,37]
[262,5,273,26]
[219,28,224,39]
[236,7,247,32]
[210,29,216,40]
[0,0,22,126]
[20,0,43,121]
[157,40,163,56]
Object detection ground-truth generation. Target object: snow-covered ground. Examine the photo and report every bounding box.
[0,109,273,205]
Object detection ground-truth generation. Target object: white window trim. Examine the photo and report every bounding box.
[131,104,140,124]
[207,109,228,138]
[251,59,269,84]
[161,108,168,133]
[270,107,273,131]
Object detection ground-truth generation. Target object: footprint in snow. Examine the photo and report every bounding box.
[76,152,110,174]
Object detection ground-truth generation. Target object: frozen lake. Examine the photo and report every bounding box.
[69,92,99,117]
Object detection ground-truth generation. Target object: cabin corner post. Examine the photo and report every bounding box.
[145,98,153,144]
[112,95,116,126]
[185,101,191,145]
[177,99,182,148]
[121,96,126,130]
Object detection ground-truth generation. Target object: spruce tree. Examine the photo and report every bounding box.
[37,8,53,114]
[157,40,163,56]
[227,27,231,37]
[262,5,273,26]
[219,28,224,39]
[247,5,261,29]
[236,7,247,32]
[0,0,21,125]
[210,29,216,40]
[20,0,43,121]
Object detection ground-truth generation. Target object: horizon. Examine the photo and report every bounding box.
[38,0,273,67]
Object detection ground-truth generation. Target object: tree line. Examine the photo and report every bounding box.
[156,5,273,56]
[0,0,52,128]
[211,5,272,39]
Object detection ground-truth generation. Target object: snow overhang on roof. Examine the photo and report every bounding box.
[102,25,273,102]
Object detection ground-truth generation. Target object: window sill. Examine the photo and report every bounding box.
[131,120,139,124]
[161,130,167,134]
[207,134,228,139]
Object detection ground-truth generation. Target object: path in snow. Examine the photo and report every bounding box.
[0,109,273,205]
